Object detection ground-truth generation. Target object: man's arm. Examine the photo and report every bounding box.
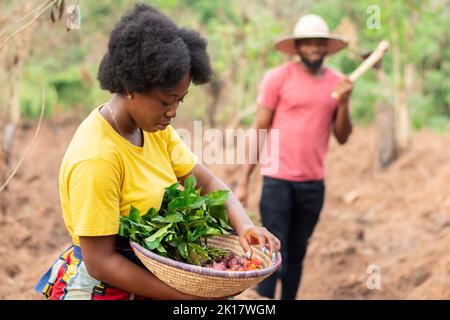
[333,100,353,144]
[333,77,353,144]
[236,106,275,207]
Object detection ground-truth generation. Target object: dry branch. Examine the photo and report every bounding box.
[0,83,46,193]
[0,0,58,50]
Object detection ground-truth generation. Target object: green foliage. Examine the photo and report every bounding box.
[350,75,380,126]
[119,175,233,266]
[14,0,450,132]
[311,0,450,131]
[20,59,109,118]
[19,62,59,118]
[50,66,88,107]
[410,92,449,132]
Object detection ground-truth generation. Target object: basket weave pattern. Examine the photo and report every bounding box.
[131,234,282,298]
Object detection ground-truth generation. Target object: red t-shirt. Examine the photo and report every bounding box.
[257,62,344,182]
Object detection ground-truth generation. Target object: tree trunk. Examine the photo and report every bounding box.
[395,92,410,151]
[4,58,22,172]
[376,102,397,169]
[0,2,36,215]
[0,54,23,215]
[206,77,223,128]
[374,68,397,169]
[389,13,411,152]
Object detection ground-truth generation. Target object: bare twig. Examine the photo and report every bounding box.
[0,0,58,50]
[0,83,46,193]
[0,0,52,40]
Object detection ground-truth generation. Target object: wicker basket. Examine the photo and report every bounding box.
[130,234,282,298]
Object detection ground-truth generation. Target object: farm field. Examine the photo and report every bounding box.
[1,115,449,299]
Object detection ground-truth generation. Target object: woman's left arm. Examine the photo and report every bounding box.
[179,164,281,257]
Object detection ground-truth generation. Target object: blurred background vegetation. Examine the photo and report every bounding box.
[1,0,449,131]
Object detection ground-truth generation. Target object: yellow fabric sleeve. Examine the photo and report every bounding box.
[68,158,121,237]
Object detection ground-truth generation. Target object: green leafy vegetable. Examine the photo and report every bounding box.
[119,175,233,265]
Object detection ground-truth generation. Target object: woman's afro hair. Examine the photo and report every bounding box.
[97,4,212,94]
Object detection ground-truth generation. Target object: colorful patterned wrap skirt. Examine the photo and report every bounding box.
[35,239,147,300]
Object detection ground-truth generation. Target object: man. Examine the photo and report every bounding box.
[236,14,353,300]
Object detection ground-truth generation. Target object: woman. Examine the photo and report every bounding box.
[35,4,280,300]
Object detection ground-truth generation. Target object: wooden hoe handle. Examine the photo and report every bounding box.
[332,40,389,99]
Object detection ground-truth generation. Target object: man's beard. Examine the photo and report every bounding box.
[301,56,324,72]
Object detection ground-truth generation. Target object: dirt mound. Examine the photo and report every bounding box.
[1,118,449,299]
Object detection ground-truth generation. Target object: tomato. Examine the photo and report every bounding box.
[250,258,261,268]
[243,258,261,270]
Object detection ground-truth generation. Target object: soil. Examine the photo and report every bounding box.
[1,115,449,299]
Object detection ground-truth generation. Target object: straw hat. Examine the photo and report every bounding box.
[275,14,348,55]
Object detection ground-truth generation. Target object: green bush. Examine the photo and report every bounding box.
[20,81,58,118]
[20,61,109,119]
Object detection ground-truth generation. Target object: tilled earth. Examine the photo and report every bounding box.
[1,115,449,299]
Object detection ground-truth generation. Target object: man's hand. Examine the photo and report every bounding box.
[334,77,353,104]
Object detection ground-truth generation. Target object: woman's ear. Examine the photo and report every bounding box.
[125,91,133,100]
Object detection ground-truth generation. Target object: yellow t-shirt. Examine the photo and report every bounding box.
[59,106,197,246]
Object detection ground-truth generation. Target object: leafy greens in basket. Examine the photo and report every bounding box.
[119,175,234,265]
